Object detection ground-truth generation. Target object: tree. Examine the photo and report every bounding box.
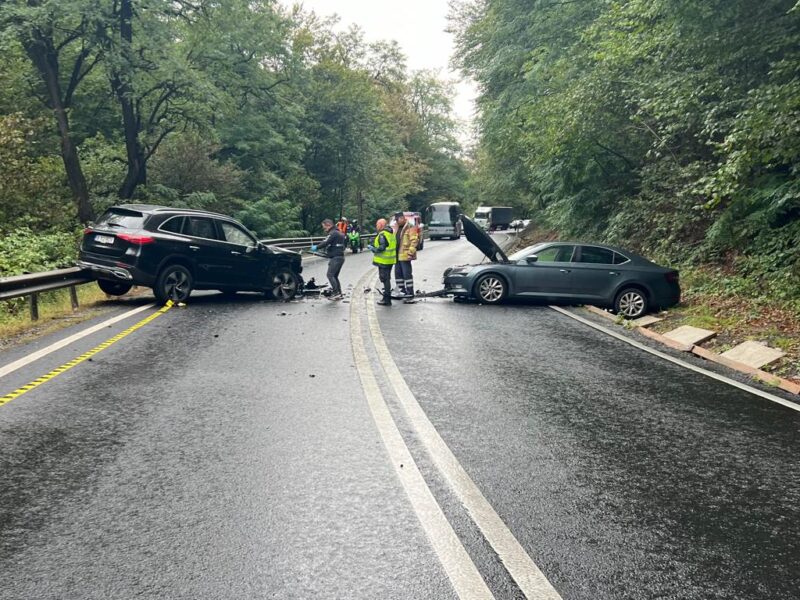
[0,0,105,222]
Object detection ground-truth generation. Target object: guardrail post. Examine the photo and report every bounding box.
[69,286,79,310]
[29,293,39,321]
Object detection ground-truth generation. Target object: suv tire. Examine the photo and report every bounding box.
[154,264,193,304]
[97,279,133,296]
[266,268,299,301]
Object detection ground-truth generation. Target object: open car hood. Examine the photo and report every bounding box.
[461,215,509,263]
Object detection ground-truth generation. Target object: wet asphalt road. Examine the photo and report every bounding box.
[1,238,799,599]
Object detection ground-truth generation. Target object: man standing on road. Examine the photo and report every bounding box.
[311,218,346,301]
[393,211,419,304]
[368,218,397,306]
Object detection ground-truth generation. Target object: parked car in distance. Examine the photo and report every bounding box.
[443,216,680,318]
[79,204,303,304]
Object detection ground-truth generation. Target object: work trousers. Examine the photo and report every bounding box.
[327,256,344,295]
[377,265,393,301]
[395,261,414,295]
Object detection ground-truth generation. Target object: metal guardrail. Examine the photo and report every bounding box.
[0,267,94,320]
[262,234,378,251]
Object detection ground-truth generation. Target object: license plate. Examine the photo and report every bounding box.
[95,234,115,245]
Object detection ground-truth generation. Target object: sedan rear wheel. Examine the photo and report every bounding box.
[154,264,193,304]
[475,274,507,304]
[267,268,299,301]
[615,287,648,319]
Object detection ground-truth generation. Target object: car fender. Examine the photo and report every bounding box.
[156,253,197,278]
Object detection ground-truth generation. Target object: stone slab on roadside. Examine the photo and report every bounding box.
[721,341,785,369]
[632,315,662,328]
[663,325,717,346]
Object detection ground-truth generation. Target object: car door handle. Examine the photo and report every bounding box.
[559,269,571,273]
[189,245,200,251]
[609,271,620,276]
[231,250,242,256]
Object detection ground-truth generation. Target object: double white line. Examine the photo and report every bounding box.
[349,272,562,600]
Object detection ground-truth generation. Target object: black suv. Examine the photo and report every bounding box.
[79,204,303,304]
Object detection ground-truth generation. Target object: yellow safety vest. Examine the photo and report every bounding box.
[372,230,397,265]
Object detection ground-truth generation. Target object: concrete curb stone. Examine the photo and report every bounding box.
[578,304,799,396]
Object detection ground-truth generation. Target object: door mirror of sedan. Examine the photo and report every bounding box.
[525,255,539,264]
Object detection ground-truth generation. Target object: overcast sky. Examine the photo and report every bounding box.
[283,0,477,139]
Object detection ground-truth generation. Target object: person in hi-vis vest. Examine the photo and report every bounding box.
[369,218,397,306]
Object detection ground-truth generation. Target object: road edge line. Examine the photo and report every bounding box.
[366,280,563,600]
[0,302,172,408]
[549,305,800,413]
[0,302,156,379]
[349,273,494,600]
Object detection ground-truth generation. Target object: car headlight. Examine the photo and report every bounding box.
[445,266,472,277]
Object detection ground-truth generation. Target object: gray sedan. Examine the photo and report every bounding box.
[442,216,680,318]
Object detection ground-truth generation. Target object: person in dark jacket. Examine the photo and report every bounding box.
[311,218,346,300]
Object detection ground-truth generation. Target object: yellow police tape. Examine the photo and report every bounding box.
[0,300,175,409]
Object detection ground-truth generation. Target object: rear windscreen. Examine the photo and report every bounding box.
[96,209,145,229]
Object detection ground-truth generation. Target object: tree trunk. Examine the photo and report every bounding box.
[24,35,94,223]
[113,0,147,199]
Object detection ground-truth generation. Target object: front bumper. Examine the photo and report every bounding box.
[443,275,471,296]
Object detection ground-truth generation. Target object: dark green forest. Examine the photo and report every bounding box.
[451,0,800,303]
[1,0,799,306]
[0,0,467,275]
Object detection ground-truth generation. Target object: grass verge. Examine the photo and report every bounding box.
[0,284,147,352]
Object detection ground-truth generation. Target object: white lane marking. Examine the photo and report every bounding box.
[0,303,156,380]
[350,275,494,600]
[366,282,563,600]
[549,305,800,413]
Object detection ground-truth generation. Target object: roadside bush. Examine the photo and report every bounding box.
[0,227,80,277]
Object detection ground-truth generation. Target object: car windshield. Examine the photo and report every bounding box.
[508,243,549,261]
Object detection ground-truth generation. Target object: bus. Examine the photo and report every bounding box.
[425,202,463,240]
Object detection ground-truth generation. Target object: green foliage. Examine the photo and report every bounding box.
[0,228,79,277]
[0,113,74,231]
[1,0,468,262]
[238,199,307,239]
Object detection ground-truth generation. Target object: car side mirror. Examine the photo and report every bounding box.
[525,255,539,264]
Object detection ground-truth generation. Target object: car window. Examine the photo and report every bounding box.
[612,251,630,265]
[219,221,255,246]
[184,217,217,240]
[535,245,576,262]
[96,209,144,229]
[577,246,615,264]
[160,216,184,234]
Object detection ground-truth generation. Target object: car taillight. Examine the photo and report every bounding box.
[117,233,155,245]
[83,227,93,235]
[665,271,679,283]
